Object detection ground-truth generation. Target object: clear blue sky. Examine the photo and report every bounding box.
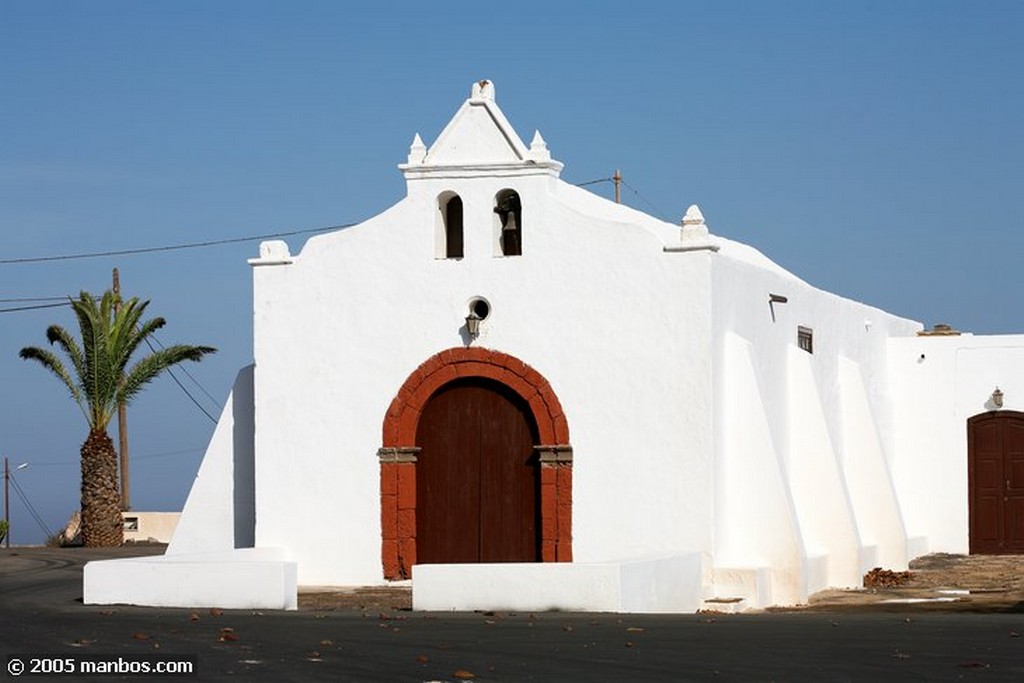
[1,1,1021,544]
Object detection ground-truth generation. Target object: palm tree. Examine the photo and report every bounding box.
[19,290,215,547]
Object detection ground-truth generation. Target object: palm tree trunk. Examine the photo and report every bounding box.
[80,429,123,547]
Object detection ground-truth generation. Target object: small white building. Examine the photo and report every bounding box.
[85,81,1024,612]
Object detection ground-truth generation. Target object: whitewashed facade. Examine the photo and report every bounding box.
[85,81,1024,612]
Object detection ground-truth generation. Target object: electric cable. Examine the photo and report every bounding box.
[9,475,55,539]
[573,177,613,188]
[0,175,666,269]
[150,334,222,411]
[0,301,74,314]
[143,337,219,424]
[0,223,355,265]
[620,179,671,221]
[25,446,206,467]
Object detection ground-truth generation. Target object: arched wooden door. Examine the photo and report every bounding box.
[416,377,540,564]
[968,410,1024,554]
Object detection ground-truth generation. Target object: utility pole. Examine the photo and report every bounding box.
[113,268,130,511]
[613,169,622,204]
[4,459,30,548]
[4,456,9,549]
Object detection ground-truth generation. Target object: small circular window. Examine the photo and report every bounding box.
[469,297,490,320]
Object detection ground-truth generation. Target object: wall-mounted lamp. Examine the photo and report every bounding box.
[991,386,1004,409]
[465,311,482,339]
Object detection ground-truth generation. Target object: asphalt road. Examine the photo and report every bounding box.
[2,548,1023,681]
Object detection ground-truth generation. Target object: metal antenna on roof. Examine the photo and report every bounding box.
[613,169,622,204]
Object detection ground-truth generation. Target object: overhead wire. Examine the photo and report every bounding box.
[143,337,219,424]
[149,334,223,411]
[3,176,671,425]
[0,301,74,314]
[133,447,205,461]
[21,446,206,467]
[0,223,356,266]
[573,177,614,188]
[8,475,55,539]
[620,179,671,221]
[0,175,665,269]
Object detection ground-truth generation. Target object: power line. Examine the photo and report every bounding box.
[0,177,670,269]
[144,337,219,424]
[574,177,614,188]
[24,446,206,467]
[134,447,204,462]
[150,334,222,411]
[0,301,73,314]
[9,475,55,539]
[0,223,355,266]
[163,364,219,424]
[620,179,671,221]
[0,296,69,302]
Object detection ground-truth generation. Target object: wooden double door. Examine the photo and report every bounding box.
[968,411,1024,554]
[416,378,541,564]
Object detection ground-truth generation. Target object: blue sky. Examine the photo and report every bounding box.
[1,1,1021,544]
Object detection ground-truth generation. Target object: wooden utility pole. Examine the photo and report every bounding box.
[112,268,130,511]
[4,456,9,548]
[613,169,622,204]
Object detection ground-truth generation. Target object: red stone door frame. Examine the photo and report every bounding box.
[379,348,572,579]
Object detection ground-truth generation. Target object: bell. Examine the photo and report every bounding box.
[502,211,518,232]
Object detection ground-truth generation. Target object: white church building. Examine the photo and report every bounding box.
[85,81,1024,612]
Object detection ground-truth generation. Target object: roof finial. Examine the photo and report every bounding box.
[664,204,720,253]
[529,130,551,161]
[471,79,495,101]
[683,204,705,226]
[407,133,426,164]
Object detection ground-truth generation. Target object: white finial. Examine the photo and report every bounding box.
[471,79,495,101]
[683,204,705,226]
[681,204,709,239]
[664,203,719,253]
[529,130,551,161]
[407,133,426,164]
[249,239,293,266]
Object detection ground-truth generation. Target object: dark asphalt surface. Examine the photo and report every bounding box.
[2,547,1023,681]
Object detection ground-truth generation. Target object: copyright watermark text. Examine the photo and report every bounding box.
[6,655,196,676]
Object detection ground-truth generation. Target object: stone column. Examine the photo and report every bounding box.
[378,447,419,579]
[537,445,573,562]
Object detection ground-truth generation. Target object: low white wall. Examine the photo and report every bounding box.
[122,512,179,544]
[412,554,704,614]
[84,548,296,610]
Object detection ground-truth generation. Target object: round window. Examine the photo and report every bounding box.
[469,297,490,320]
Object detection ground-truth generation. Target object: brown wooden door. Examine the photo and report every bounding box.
[416,378,540,564]
[968,411,1024,554]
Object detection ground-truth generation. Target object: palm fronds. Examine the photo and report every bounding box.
[19,289,217,431]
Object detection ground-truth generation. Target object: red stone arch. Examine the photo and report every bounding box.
[379,348,572,579]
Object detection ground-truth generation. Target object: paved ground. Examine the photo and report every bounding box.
[1,546,1022,681]
[804,553,1024,613]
